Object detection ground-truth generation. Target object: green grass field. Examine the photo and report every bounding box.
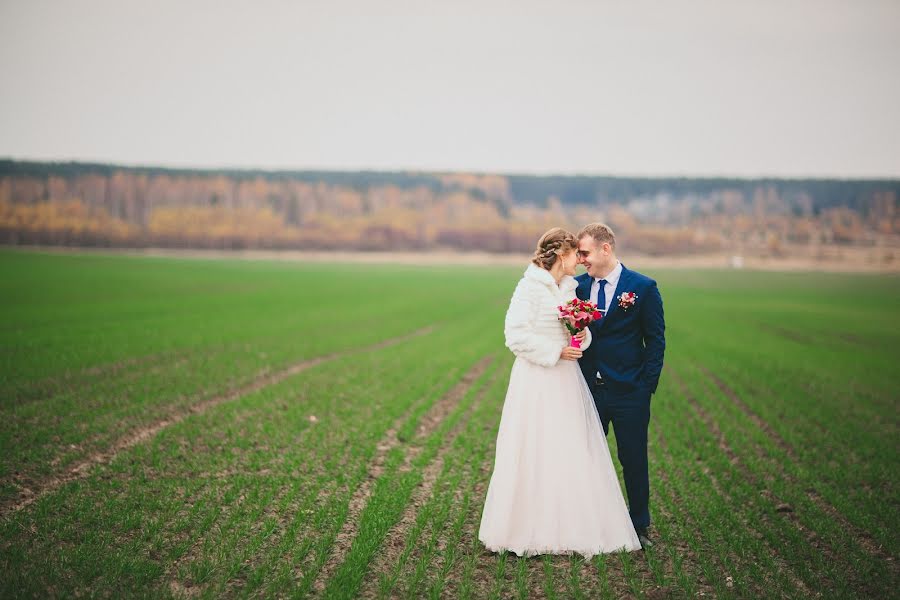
[0,249,897,599]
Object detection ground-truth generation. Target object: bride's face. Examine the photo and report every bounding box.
[560,249,577,276]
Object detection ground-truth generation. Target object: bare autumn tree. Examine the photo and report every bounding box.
[0,161,896,256]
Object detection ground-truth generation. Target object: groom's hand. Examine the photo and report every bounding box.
[560,347,583,361]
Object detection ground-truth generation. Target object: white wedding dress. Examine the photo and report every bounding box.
[478,263,641,557]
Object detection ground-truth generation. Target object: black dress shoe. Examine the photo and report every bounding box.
[636,528,653,549]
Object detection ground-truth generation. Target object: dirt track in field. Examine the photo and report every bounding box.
[10,245,900,273]
[0,326,434,518]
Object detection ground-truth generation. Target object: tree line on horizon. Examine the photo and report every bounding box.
[0,159,897,260]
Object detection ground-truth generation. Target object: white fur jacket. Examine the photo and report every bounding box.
[504,263,593,368]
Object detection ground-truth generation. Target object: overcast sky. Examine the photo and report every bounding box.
[1,0,898,178]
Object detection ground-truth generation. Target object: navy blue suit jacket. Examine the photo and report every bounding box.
[576,265,665,395]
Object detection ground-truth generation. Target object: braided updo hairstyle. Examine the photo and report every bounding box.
[531,227,578,270]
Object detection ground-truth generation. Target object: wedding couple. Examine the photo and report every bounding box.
[479,223,666,557]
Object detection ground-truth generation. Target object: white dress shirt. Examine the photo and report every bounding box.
[590,260,622,381]
[590,261,622,314]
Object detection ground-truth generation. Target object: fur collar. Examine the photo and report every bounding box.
[523,263,577,293]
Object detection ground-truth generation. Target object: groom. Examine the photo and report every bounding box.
[575,223,665,548]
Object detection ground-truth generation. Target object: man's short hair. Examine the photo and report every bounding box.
[577,223,616,250]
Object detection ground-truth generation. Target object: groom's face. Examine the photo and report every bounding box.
[577,235,613,278]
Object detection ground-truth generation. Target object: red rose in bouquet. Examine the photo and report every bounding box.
[557,298,602,348]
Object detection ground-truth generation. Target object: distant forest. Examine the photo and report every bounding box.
[1,159,897,259]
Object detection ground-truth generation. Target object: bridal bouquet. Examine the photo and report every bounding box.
[557,298,602,348]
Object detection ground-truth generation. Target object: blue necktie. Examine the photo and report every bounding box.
[596,279,607,313]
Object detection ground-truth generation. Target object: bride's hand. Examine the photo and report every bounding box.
[560,346,583,361]
[574,330,587,343]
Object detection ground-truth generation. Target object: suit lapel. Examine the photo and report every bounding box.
[576,275,592,302]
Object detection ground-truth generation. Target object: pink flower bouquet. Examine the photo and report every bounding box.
[557,298,602,348]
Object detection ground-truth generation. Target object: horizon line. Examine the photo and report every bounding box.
[2,155,899,183]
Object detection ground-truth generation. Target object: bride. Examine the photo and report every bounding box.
[478,227,641,557]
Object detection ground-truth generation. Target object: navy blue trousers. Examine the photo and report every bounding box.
[590,385,652,530]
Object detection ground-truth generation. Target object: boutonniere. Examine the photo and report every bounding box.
[617,292,638,311]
